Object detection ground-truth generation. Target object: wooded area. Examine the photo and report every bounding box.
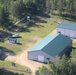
[48,0,76,20]
[0,0,76,75]
[0,0,76,29]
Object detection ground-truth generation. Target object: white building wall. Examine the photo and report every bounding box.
[57,28,76,38]
[28,50,55,63]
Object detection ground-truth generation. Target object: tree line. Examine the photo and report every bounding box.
[47,0,76,18]
[0,0,76,29]
[0,0,46,28]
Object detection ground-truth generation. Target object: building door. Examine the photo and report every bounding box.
[38,55,44,62]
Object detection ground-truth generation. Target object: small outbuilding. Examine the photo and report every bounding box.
[57,22,76,38]
[28,33,72,63]
[7,37,19,44]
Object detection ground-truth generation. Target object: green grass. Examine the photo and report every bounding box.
[0,13,76,75]
[0,60,31,75]
[0,14,69,54]
[73,43,76,47]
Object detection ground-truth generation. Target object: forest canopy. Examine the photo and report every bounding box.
[0,0,76,28]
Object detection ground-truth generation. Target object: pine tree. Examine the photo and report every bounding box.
[11,0,26,19]
[0,7,10,29]
[73,1,76,18]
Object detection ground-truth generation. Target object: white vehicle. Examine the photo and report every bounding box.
[12,34,20,38]
[27,16,30,20]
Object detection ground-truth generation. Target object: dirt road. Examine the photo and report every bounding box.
[5,51,45,75]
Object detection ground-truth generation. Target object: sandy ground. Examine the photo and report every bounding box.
[73,39,76,43]
[49,29,56,35]
[5,51,46,75]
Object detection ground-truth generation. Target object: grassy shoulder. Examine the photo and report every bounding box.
[73,42,76,48]
[0,60,31,75]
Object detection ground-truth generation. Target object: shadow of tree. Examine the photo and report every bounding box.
[61,14,76,22]
[0,30,13,39]
[52,12,76,22]
[53,12,76,22]
[18,27,34,32]
[36,10,50,18]
[31,16,47,23]
[72,47,76,50]
[0,68,24,75]
[0,47,16,60]
[21,15,47,27]
[65,47,72,57]
[6,22,34,33]
[27,21,44,28]
[7,25,19,32]
[5,11,50,32]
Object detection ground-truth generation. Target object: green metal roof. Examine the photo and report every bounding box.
[57,22,76,31]
[28,33,72,56]
[8,37,17,41]
[29,34,58,51]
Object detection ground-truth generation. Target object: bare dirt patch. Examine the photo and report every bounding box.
[73,39,76,43]
[49,29,56,35]
[26,43,33,47]
[26,36,41,41]
[5,50,46,75]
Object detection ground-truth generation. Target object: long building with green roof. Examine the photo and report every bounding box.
[28,33,72,63]
[57,22,76,38]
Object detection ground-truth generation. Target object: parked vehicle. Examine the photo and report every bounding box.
[7,37,19,44]
[12,34,20,38]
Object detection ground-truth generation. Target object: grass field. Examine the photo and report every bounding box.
[73,42,76,48]
[0,14,61,54]
[0,14,59,75]
[0,60,31,75]
[0,12,76,75]
[0,13,73,54]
